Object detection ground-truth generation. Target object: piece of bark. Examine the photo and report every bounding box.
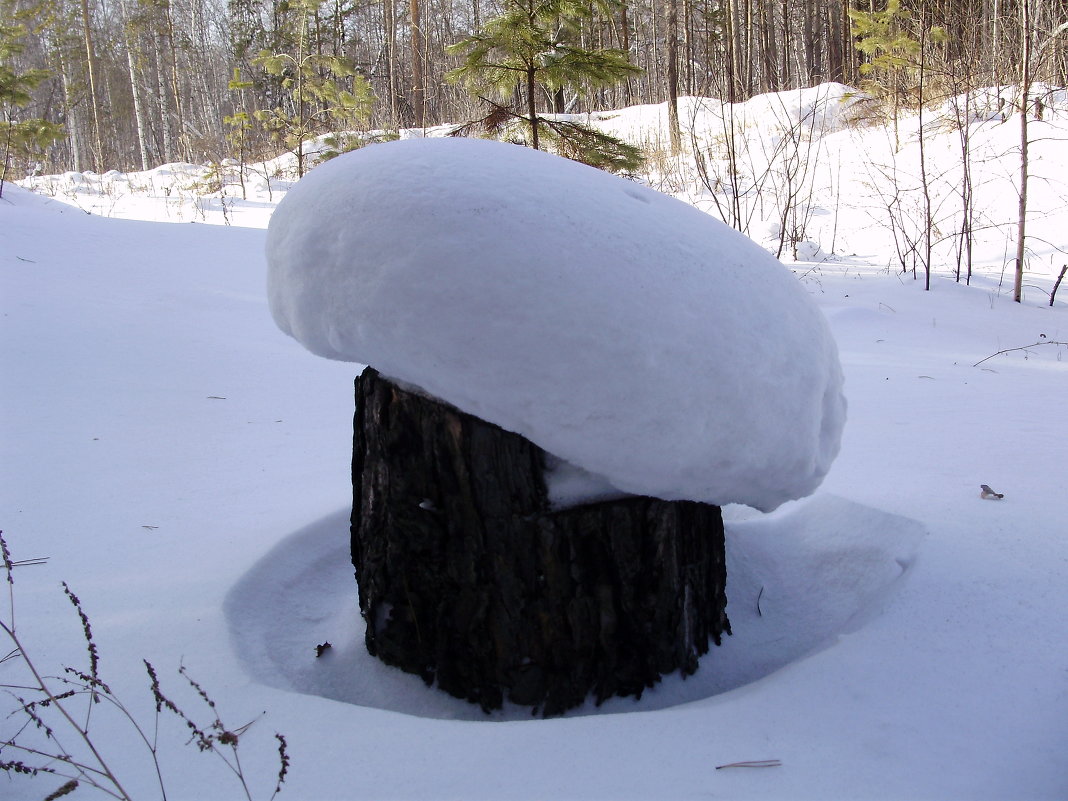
[351,367,729,716]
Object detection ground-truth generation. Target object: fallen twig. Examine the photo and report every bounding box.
[715,760,782,770]
[9,557,48,568]
[973,340,1067,367]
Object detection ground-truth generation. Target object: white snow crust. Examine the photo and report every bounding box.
[266,137,845,511]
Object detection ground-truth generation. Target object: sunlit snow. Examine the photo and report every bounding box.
[266,137,845,511]
[3,84,1068,801]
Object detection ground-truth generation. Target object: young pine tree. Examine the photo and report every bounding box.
[0,19,64,196]
[850,0,946,288]
[849,0,946,149]
[224,68,255,199]
[253,0,374,177]
[445,0,643,173]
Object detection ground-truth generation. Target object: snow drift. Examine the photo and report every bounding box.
[266,137,845,511]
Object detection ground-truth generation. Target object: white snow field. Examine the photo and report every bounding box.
[3,85,1068,800]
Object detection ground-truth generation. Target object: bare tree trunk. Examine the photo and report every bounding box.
[741,0,753,96]
[991,0,1001,84]
[917,22,932,291]
[649,0,661,100]
[666,0,681,152]
[295,5,308,177]
[752,0,766,92]
[826,0,844,83]
[779,0,791,88]
[1015,0,1032,303]
[384,0,400,124]
[163,4,188,162]
[152,33,175,164]
[58,50,83,172]
[120,0,151,170]
[79,0,105,171]
[410,0,426,128]
[619,2,633,104]
[682,0,693,95]
[803,0,823,86]
[527,61,538,149]
[725,0,741,101]
[948,7,979,285]
[770,0,784,90]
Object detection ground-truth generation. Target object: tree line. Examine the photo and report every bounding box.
[2,0,1067,177]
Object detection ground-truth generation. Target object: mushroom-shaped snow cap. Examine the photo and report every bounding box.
[267,137,846,512]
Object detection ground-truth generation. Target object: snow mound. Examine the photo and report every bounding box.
[224,495,923,720]
[720,82,865,134]
[266,137,846,511]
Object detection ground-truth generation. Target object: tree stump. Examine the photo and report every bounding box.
[351,367,730,716]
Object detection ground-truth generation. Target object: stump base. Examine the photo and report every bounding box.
[351,368,729,716]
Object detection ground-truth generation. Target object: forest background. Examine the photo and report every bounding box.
[2,0,1067,179]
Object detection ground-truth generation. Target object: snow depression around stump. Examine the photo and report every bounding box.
[266,137,846,512]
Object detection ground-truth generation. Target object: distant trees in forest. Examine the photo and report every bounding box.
[0,0,1066,176]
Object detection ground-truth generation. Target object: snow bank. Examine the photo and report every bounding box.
[266,137,846,511]
[585,84,864,144]
[715,82,865,134]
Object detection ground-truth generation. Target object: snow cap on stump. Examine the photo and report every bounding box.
[266,137,846,512]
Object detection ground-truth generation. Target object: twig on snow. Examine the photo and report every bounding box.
[972,340,1067,367]
[715,760,782,770]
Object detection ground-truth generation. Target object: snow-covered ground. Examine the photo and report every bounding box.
[3,85,1067,800]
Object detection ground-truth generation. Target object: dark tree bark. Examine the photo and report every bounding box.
[351,367,730,717]
[665,0,682,152]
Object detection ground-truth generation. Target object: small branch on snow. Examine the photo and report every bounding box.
[972,340,1067,367]
[715,760,782,770]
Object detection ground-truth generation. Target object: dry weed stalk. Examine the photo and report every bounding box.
[0,530,289,800]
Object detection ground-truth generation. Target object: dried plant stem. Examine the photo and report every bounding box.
[973,339,1067,366]
[229,744,255,801]
[1,532,289,800]
[715,759,782,769]
[92,689,170,800]
[44,779,80,800]
[176,664,255,801]
[0,533,16,631]
[0,618,134,800]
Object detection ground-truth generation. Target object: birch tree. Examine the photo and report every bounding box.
[119,0,150,170]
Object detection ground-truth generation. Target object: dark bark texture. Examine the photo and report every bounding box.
[351,367,730,716]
